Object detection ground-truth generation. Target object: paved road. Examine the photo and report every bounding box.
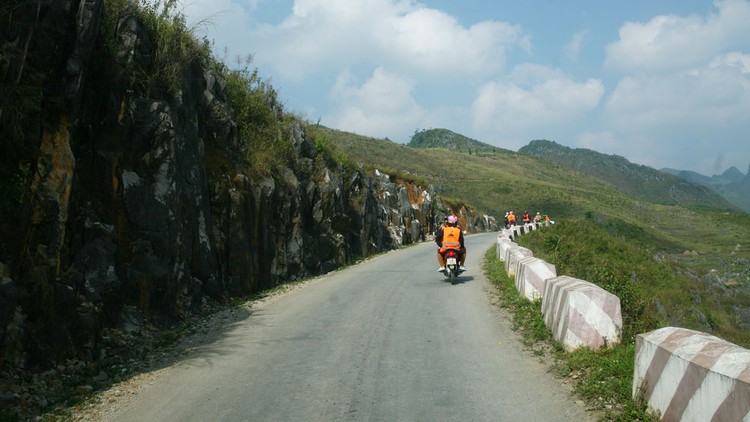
[110,232,594,421]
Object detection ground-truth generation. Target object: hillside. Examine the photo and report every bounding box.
[320,127,750,255]
[517,139,738,211]
[323,127,626,220]
[662,166,750,212]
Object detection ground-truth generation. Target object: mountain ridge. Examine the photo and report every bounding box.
[408,128,510,155]
[406,130,746,212]
[518,139,740,211]
[661,166,750,211]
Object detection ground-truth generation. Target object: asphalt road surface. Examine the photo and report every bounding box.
[109,232,594,421]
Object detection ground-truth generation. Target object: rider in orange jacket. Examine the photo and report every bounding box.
[507,211,517,226]
[435,215,467,272]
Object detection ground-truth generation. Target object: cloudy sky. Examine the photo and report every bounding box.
[181,0,750,176]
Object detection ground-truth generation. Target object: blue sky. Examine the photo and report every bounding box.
[181,0,750,176]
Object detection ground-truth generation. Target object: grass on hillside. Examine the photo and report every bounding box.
[483,248,656,421]
[320,127,750,306]
[319,127,749,251]
[517,219,750,347]
[317,126,628,218]
[518,139,739,211]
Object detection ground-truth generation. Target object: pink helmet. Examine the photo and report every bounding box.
[447,215,458,224]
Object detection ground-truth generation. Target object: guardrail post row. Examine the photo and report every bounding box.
[499,221,622,351]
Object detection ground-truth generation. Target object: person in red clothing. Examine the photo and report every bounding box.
[522,210,531,224]
[435,215,466,272]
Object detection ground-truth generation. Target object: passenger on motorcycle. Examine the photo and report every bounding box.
[507,211,517,226]
[435,215,467,272]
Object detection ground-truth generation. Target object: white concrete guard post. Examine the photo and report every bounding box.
[514,257,556,301]
[633,327,750,421]
[496,237,515,261]
[505,245,533,277]
[495,236,513,261]
[541,275,622,351]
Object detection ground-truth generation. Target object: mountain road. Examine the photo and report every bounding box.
[106,232,594,421]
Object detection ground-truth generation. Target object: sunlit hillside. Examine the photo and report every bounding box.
[317,126,750,258]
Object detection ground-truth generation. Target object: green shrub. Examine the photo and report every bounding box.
[101,0,212,97]
[559,345,654,421]
[305,123,354,169]
[517,220,663,341]
[515,218,750,348]
[223,65,294,174]
[101,0,296,174]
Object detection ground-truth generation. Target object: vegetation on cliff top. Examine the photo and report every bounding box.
[101,0,322,176]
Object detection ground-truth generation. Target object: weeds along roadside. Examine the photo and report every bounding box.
[515,219,750,348]
[482,247,655,421]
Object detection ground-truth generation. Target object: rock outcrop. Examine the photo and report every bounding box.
[0,0,496,372]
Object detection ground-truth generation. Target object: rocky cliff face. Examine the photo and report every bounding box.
[0,0,496,372]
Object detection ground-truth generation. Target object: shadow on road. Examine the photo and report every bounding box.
[440,275,475,285]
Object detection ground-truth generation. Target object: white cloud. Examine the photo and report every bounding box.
[600,1,750,174]
[565,31,587,62]
[709,51,750,73]
[576,132,671,170]
[247,0,524,81]
[324,67,426,140]
[605,52,750,131]
[604,0,750,73]
[602,51,750,174]
[577,131,619,153]
[470,65,604,148]
[379,8,523,77]
[178,0,258,65]
[177,0,750,175]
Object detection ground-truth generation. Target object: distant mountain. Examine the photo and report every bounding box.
[662,165,750,212]
[660,168,714,186]
[518,139,739,211]
[408,128,510,155]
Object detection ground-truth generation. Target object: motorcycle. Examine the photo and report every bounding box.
[441,247,464,285]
